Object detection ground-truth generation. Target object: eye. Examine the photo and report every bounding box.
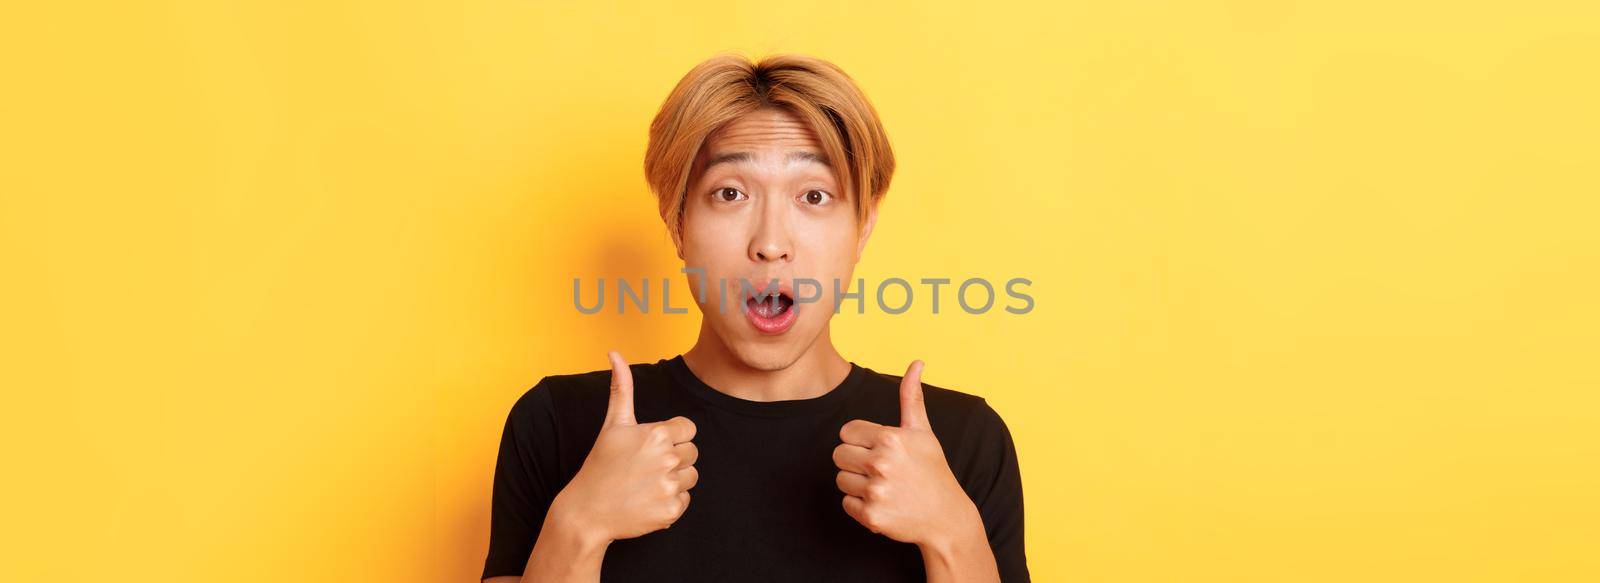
[714,187,747,202]
[800,189,832,205]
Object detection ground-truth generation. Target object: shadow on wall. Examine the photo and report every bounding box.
[441,118,695,579]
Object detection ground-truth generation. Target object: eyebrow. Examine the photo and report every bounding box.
[703,151,829,171]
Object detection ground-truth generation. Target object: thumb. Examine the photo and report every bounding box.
[604,350,636,426]
[899,360,929,430]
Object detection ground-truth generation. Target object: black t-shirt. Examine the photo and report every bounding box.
[482,355,1030,582]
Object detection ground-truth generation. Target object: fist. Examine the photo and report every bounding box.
[832,360,981,546]
[554,351,700,542]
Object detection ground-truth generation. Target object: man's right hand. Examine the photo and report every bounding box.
[549,350,700,543]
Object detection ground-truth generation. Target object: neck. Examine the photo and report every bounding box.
[681,322,852,402]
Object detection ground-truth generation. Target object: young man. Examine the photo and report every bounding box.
[483,54,1029,582]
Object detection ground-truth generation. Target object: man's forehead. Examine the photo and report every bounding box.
[701,150,829,172]
[704,109,823,154]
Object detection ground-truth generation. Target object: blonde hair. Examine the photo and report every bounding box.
[644,53,896,248]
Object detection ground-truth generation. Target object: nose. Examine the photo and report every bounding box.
[748,197,793,263]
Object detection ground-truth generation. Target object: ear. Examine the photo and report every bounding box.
[672,204,688,260]
[854,203,878,262]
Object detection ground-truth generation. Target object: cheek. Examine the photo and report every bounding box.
[794,215,861,262]
[793,224,864,293]
[680,213,743,307]
[681,203,738,259]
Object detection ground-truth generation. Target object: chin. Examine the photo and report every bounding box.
[727,348,792,371]
[719,321,821,372]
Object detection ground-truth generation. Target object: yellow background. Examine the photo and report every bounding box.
[3,1,1597,581]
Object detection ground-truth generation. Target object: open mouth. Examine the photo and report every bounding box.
[743,290,798,335]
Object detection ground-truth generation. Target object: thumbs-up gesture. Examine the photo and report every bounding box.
[550,351,700,543]
[833,360,984,548]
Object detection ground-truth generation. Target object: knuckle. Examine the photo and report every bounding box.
[864,457,887,475]
[877,431,902,448]
[648,425,672,442]
[859,509,881,531]
[668,496,688,518]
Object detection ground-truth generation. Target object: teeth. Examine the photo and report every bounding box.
[748,293,790,317]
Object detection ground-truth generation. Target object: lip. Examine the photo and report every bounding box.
[741,279,798,335]
[743,279,793,300]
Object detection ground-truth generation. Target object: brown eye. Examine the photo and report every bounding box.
[716,187,746,202]
[802,190,831,205]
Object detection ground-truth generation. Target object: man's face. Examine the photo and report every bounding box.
[679,107,875,370]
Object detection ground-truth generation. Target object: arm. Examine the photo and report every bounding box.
[500,493,611,583]
[483,352,699,582]
[918,501,1001,583]
[833,361,1004,582]
[919,377,1031,582]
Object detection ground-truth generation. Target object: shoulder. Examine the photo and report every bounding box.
[856,365,1011,438]
[507,369,601,419]
[504,360,672,423]
[858,366,1022,496]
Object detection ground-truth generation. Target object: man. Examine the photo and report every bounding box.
[483,53,1028,582]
